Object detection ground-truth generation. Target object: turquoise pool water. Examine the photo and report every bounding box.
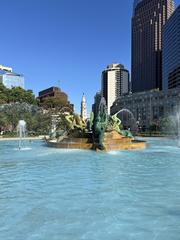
[0,138,180,240]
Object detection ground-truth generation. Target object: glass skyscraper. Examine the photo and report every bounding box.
[0,70,24,89]
[132,0,174,93]
[162,5,180,90]
[133,0,143,16]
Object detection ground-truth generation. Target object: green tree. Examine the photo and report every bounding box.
[149,121,160,132]
[0,103,51,135]
[8,87,37,105]
[160,116,176,135]
[0,112,7,131]
[40,96,73,113]
[0,84,37,105]
[0,83,10,104]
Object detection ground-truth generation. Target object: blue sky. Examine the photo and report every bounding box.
[0,0,179,112]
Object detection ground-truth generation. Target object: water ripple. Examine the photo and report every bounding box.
[0,139,180,239]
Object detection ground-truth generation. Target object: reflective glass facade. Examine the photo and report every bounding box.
[162,5,180,90]
[132,0,174,93]
[0,70,24,89]
[133,0,143,16]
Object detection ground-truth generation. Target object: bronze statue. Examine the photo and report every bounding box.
[92,97,108,150]
[65,113,86,131]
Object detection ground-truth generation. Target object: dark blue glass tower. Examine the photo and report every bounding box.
[131,0,175,93]
[162,5,180,90]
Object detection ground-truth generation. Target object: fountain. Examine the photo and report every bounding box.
[116,108,137,131]
[46,98,146,151]
[17,120,26,150]
[50,106,73,140]
[177,110,180,147]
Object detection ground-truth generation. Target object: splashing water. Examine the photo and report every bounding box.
[116,108,137,131]
[17,120,26,150]
[177,111,180,147]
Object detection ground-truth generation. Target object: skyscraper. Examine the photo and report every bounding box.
[132,0,174,93]
[81,93,87,121]
[0,66,24,89]
[101,63,130,114]
[162,5,180,90]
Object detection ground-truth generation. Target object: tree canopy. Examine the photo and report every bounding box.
[0,103,51,134]
[0,83,74,136]
[0,83,37,105]
[40,96,73,112]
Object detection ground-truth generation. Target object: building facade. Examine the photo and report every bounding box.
[0,65,12,72]
[111,88,180,130]
[0,70,24,89]
[101,64,130,114]
[81,93,87,121]
[162,5,180,90]
[39,87,68,102]
[132,0,174,93]
[38,86,74,110]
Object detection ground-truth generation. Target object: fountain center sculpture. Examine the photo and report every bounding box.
[46,96,145,151]
[92,97,108,150]
[90,97,133,150]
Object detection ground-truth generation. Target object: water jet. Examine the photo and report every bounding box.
[17,120,26,150]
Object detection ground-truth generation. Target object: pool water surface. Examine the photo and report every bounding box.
[0,138,180,240]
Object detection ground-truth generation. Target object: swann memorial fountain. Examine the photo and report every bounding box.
[46,97,146,151]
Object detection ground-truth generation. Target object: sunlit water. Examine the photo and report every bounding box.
[0,138,180,240]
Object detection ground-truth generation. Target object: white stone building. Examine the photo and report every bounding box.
[81,93,87,121]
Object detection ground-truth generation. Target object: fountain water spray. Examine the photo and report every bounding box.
[17,120,26,150]
[177,110,180,148]
[116,108,137,131]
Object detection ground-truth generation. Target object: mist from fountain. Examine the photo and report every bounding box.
[177,110,180,147]
[17,120,26,150]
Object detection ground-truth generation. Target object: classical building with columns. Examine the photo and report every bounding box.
[111,88,180,130]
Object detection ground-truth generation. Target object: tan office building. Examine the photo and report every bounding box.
[101,64,129,114]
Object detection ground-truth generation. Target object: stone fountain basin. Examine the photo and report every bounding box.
[46,131,146,151]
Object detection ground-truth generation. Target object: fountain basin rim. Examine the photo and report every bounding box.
[46,138,146,151]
